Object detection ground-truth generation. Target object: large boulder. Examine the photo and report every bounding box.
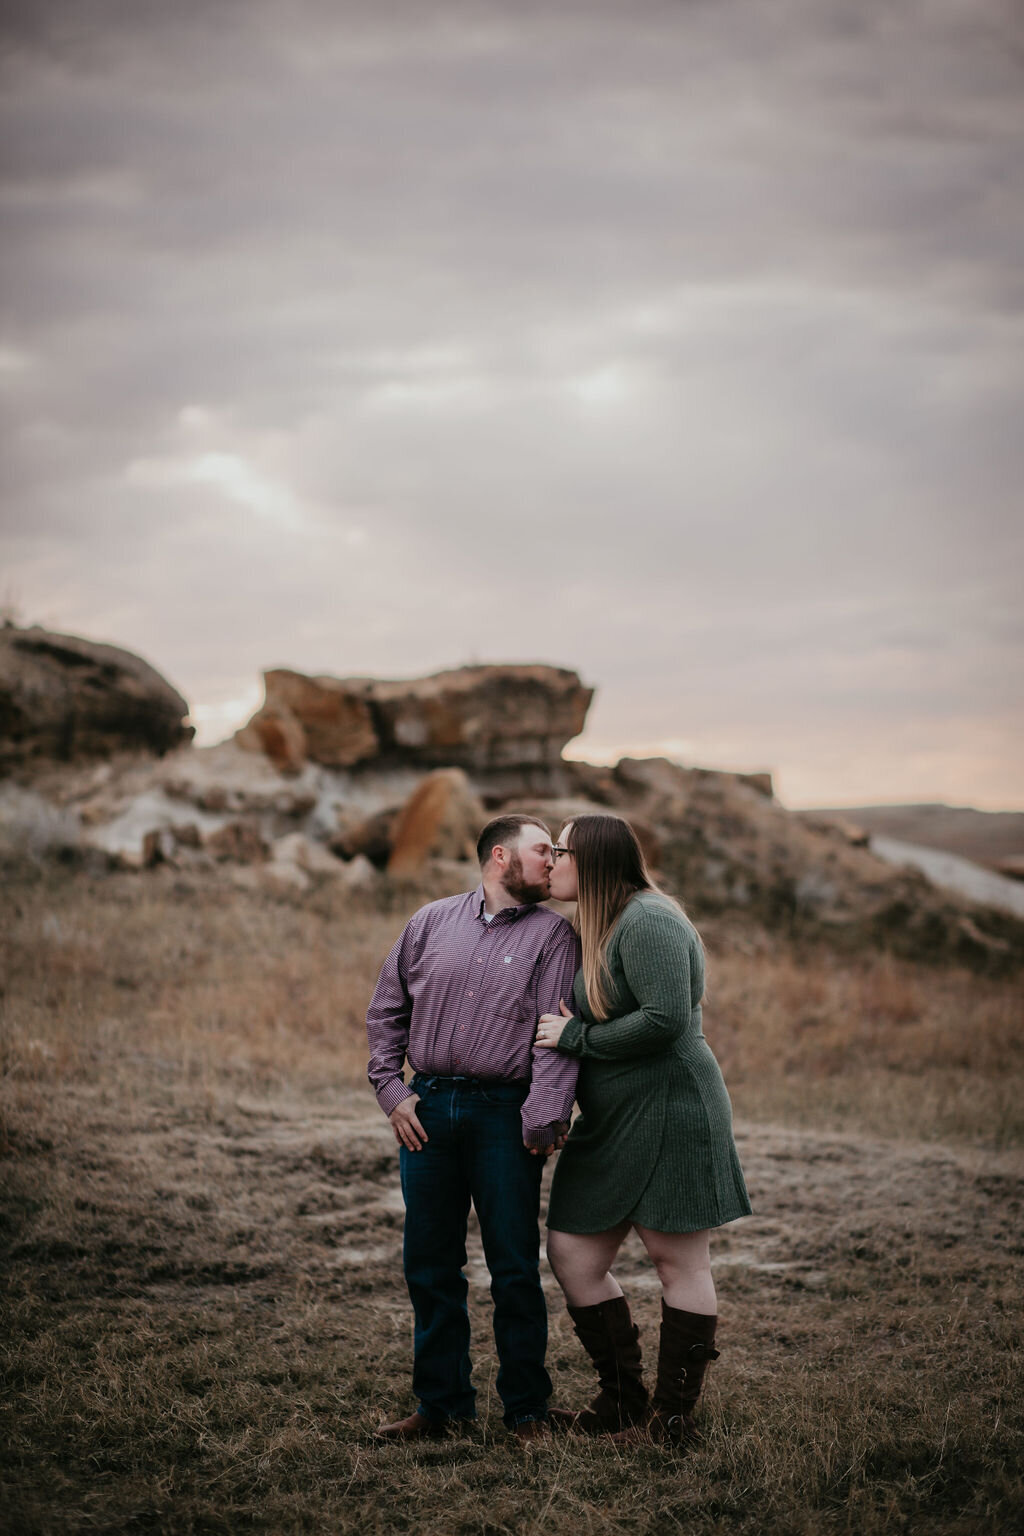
[0,624,192,770]
[235,663,593,787]
[369,664,592,771]
[387,768,486,876]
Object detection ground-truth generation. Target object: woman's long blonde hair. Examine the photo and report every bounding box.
[566,813,668,1021]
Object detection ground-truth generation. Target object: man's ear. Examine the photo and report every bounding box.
[490,842,511,870]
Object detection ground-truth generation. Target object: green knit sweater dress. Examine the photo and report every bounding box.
[546,891,751,1234]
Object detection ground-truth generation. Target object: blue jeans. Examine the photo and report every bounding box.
[399,1074,551,1427]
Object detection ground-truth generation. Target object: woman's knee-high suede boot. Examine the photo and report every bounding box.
[646,1301,719,1444]
[549,1296,649,1433]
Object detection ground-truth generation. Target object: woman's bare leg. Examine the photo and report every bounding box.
[546,1223,649,1431]
[546,1223,632,1306]
[634,1225,717,1313]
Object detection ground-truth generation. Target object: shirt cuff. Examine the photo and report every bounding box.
[377,1077,416,1116]
[554,1015,584,1055]
[522,1120,566,1149]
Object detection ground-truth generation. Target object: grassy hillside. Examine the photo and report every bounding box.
[802,803,1024,870]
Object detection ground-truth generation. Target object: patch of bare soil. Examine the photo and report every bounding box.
[3,1083,1021,1536]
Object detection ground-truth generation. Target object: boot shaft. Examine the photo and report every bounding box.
[566,1296,649,1429]
[652,1302,719,1420]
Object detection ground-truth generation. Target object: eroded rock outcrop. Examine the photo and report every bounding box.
[386,768,486,877]
[235,669,378,773]
[512,757,1024,974]
[3,628,1022,974]
[0,624,192,770]
[369,664,592,770]
[236,663,592,787]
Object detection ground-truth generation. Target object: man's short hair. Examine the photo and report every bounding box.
[476,813,552,867]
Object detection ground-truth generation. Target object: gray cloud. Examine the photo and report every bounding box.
[2,0,1022,807]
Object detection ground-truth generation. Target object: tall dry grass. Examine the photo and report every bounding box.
[706,947,1024,1149]
[3,867,1020,1149]
[1,868,405,1113]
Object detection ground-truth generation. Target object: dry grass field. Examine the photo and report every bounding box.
[2,865,1023,1535]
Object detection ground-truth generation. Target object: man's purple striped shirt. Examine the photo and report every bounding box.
[366,885,580,1143]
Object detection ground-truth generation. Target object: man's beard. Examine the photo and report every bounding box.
[501,850,549,905]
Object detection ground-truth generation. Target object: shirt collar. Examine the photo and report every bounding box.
[473,882,528,923]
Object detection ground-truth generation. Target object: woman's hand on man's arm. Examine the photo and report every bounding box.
[534,998,575,1049]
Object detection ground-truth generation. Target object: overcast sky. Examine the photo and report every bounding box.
[2,0,1022,808]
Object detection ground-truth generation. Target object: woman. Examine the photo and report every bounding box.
[535,813,750,1445]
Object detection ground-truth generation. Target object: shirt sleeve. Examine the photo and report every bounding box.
[366,920,419,1116]
[555,906,692,1062]
[521,920,581,1139]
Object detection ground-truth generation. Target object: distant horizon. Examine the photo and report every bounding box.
[7,613,1022,812]
[190,680,1024,817]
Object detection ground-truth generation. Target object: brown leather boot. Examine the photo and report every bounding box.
[549,1296,649,1434]
[646,1302,719,1445]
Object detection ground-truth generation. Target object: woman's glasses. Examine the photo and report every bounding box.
[551,846,574,860]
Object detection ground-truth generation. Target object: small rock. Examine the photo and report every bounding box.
[142,827,178,868]
[271,832,344,876]
[204,821,268,863]
[339,853,377,891]
[264,859,310,892]
[331,806,400,864]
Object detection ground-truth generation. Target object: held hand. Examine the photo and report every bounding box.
[535,998,574,1049]
[525,1121,570,1157]
[389,1094,427,1152]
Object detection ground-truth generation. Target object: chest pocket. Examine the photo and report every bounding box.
[489,952,535,1022]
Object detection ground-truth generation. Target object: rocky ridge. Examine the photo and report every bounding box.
[1,633,1022,972]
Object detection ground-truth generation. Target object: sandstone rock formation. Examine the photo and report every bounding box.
[236,669,378,774]
[369,664,592,771]
[234,702,308,776]
[236,663,592,791]
[0,624,192,770]
[386,768,486,877]
[3,627,1022,975]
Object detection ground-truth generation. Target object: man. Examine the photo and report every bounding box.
[366,813,580,1443]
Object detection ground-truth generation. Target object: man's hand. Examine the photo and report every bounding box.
[526,1120,570,1157]
[389,1094,427,1152]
